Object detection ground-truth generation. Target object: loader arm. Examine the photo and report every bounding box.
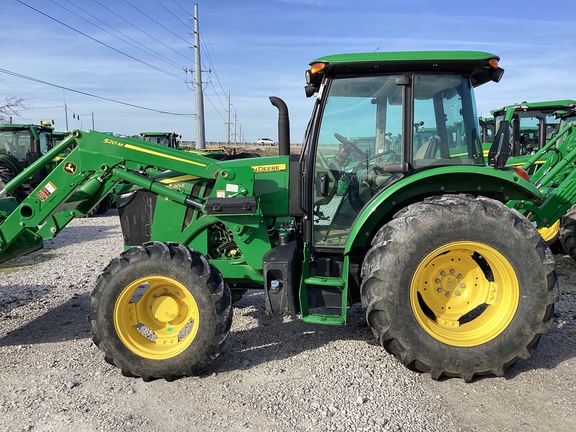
[0,130,257,264]
[510,120,576,229]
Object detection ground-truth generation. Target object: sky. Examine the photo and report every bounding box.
[1,0,575,143]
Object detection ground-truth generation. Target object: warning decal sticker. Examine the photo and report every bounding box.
[36,182,57,202]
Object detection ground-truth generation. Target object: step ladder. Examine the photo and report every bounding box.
[299,243,349,326]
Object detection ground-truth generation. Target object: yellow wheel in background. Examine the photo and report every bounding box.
[538,219,560,246]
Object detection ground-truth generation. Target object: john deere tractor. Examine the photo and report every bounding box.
[486,100,576,168]
[0,122,56,201]
[0,51,558,382]
[482,100,576,246]
[140,131,181,149]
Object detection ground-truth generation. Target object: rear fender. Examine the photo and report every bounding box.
[344,165,542,253]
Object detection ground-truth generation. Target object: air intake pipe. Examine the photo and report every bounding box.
[269,96,290,156]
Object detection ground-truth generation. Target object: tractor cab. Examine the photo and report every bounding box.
[0,122,54,166]
[0,122,56,200]
[487,100,576,168]
[140,131,181,149]
[301,51,504,248]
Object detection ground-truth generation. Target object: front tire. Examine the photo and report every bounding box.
[89,242,232,381]
[361,195,557,381]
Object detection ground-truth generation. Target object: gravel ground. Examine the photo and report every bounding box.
[0,210,575,432]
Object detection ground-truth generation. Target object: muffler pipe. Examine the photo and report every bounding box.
[269,96,290,156]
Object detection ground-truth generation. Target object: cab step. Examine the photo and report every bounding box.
[299,250,349,326]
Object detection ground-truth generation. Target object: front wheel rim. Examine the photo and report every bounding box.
[114,276,200,359]
[410,241,519,347]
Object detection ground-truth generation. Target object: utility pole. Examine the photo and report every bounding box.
[64,103,69,131]
[234,110,238,145]
[190,4,205,149]
[226,90,232,145]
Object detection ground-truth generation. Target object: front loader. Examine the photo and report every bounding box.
[0,51,558,382]
[493,104,576,259]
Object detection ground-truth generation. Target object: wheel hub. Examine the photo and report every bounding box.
[438,270,462,294]
[151,295,179,323]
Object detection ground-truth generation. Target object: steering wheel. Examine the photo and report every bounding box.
[334,133,365,160]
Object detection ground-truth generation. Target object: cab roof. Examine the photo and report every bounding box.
[491,100,576,114]
[309,51,502,87]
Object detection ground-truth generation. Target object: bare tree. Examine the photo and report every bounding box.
[0,94,30,123]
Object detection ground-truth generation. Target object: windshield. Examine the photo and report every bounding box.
[311,73,483,247]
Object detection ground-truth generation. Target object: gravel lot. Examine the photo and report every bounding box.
[0,210,575,432]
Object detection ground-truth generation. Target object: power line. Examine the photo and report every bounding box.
[0,68,195,116]
[16,0,183,80]
[92,0,195,66]
[51,0,185,70]
[161,0,231,121]
[123,0,190,45]
[155,0,193,31]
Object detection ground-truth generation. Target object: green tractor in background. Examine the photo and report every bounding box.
[493,104,576,259]
[0,121,57,202]
[482,99,576,168]
[140,131,181,148]
[0,51,559,382]
[483,100,576,246]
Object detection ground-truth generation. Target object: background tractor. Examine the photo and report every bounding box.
[140,131,181,148]
[0,51,558,382]
[493,105,576,259]
[482,100,576,247]
[482,99,576,170]
[0,121,57,202]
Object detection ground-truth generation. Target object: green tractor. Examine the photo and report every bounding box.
[496,104,576,258]
[0,121,57,201]
[483,100,576,166]
[0,51,558,382]
[483,100,576,245]
[140,131,181,149]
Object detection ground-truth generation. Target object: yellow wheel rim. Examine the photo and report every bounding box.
[410,241,519,347]
[538,219,560,244]
[114,276,200,360]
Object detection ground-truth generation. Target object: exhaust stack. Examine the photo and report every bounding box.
[269,96,290,156]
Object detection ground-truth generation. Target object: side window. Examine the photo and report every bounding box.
[516,115,539,155]
[39,132,51,154]
[412,74,483,166]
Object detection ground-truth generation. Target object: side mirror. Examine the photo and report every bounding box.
[487,121,510,168]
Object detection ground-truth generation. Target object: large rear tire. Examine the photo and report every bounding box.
[361,195,558,381]
[89,242,232,381]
